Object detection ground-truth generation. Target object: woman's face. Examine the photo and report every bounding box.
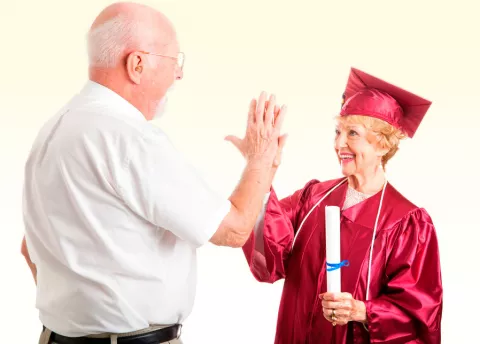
[334,117,385,177]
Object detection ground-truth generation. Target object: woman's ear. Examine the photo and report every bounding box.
[376,146,389,157]
[372,134,389,157]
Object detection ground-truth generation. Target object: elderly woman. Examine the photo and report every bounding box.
[238,68,443,343]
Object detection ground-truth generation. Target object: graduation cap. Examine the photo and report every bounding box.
[339,68,432,138]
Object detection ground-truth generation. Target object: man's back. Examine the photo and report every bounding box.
[23,81,230,336]
[20,3,289,343]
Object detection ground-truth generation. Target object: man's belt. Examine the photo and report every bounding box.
[44,324,182,344]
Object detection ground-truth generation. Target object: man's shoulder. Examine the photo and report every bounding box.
[28,83,181,174]
[29,96,161,160]
[64,91,168,142]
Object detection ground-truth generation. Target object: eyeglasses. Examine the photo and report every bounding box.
[139,51,185,71]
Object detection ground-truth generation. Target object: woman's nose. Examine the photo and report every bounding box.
[335,132,347,149]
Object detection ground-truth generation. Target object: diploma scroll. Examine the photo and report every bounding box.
[325,206,349,292]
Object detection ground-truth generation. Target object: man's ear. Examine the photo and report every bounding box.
[126,52,144,84]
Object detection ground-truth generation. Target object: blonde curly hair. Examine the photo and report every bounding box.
[336,115,407,168]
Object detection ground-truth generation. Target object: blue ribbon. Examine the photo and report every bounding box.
[326,260,350,272]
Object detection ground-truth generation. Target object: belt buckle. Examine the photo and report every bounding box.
[176,324,182,339]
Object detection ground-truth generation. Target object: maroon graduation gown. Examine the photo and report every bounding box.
[243,178,442,344]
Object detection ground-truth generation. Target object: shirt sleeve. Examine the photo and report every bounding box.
[118,131,231,248]
[242,180,320,283]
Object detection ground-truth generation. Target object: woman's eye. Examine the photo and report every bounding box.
[335,129,340,135]
[349,130,358,136]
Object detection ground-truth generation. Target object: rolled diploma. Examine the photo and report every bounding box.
[325,206,341,292]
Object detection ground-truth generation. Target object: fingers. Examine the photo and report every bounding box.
[273,104,287,134]
[321,292,352,301]
[274,104,281,118]
[264,94,276,132]
[322,308,350,326]
[322,300,344,309]
[320,292,336,301]
[250,91,286,143]
[323,308,350,318]
[320,292,355,326]
[224,135,243,151]
[278,134,288,149]
[321,294,353,312]
[255,91,267,125]
[248,99,257,125]
[273,134,288,167]
[273,104,281,132]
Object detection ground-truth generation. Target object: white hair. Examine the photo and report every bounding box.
[86,14,155,68]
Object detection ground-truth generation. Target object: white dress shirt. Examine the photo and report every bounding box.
[22,81,231,337]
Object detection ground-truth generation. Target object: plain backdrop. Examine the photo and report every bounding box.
[1,0,479,342]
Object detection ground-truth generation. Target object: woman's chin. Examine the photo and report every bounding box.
[340,167,354,177]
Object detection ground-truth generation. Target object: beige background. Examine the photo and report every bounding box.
[1,0,478,342]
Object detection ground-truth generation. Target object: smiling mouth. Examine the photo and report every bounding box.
[339,154,355,162]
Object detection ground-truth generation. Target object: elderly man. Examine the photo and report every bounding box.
[21,2,287,344]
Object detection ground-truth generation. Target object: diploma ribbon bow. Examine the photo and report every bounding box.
[326,260,350,272]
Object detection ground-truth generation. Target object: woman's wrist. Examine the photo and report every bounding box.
[353,300,367,324]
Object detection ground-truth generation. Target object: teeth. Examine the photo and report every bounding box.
[340,155,354,159]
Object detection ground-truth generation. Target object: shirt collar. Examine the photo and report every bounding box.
[79,80,147,122]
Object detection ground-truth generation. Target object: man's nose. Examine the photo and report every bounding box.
[175,66,183,80]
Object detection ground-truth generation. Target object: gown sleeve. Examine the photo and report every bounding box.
[242,179,319,283]
[364,208,443,344]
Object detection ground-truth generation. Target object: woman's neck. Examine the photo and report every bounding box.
[348,167,386,195]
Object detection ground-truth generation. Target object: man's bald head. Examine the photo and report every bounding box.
[87,2,176,68]
[86,2,183,121]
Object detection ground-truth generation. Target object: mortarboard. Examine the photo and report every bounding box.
[340,68,432,138]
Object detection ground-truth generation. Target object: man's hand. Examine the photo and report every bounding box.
[209,91,288,248]
[21,235,37,285]
[225,92,288,171]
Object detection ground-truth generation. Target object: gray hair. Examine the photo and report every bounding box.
[86,14,155,68]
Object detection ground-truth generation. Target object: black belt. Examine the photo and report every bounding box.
[44,325,181,344]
